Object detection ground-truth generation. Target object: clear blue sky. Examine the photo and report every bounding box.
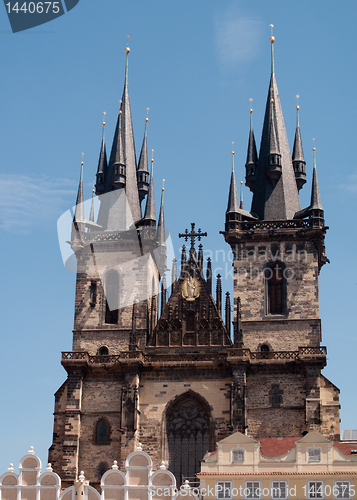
[0,0,356,474]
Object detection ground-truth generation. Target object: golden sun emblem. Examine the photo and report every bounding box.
[181,277,200,301]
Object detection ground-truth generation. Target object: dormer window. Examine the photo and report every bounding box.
[308,448,321,463]
[232,449,244,463]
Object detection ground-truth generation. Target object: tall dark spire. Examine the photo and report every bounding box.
[157,180,165,244]
[245,103,258,192]
[239,179,244,210]
[74,155,85,225]
[111,109,126,188]
[95,113,107,194]
[156,180,167,278]
[89,183,95,223]
[310,146,323,211]
[106,42,141,223]
[137,110,150,204]
[226,150,239,213]
[143,151,156,226]
[71,156,85,247]
[292,97,307,191]
[250,28,301,220]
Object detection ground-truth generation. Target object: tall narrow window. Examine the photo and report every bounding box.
[105,271,119,324]
[96,420,108,444]
[272,386,280,407]
[265,262,286,315]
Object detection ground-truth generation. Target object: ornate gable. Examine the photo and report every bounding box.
[150,227,232,348]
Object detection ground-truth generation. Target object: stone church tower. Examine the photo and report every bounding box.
[49,36,340,489]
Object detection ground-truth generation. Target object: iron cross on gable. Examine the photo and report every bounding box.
[179,223,207,251]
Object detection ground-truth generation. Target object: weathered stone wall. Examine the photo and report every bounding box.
[246,366,307,438]
[234,241,320,322]
[320,374,340,440]
[242,319,321,352]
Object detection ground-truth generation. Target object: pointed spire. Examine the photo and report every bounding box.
[226,149,240,213]
[74,154,85,224]
[143,150,156,225]
[107,40,141,223]
[89,182,95,222]
[310,144,323,211]
[156,179,167,277]
[206,257,212,295]
[225,292,231,337]
[157,179,166,244]
[292,96,307,191]
[96,113,107,193]
[240,178,244,210]
[250,28,301,220]
[137,109,150,203]
[198,244,203,271]
[181,245,187,267]
[161,273,167,313]
[216,274,222,317]
[245,101,258,192]
[171,258,177,295]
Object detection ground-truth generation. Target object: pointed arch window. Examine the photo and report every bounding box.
[96,419,108,444]
[264,262,286,315]
[105,270,119,324]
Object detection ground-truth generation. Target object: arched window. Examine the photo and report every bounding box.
[105,271,119,324]
[264,262,286,315]
[98,346,109,356]
[272,386,280,407]
[96,420,108,444]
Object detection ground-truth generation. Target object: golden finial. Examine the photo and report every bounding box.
[151,149,154,163]
[119,110,122,115]
[81,152,84,166]
[92,180,95,194]
[146,107,149,122]
[231,141,234,155]
[270,24,275,43]
[125,35,130,53]
[249,98,253,113]
[162,179,165,192]
[312,138,316,152]
[270,98,274,103]
[102,111,106,127]
[296,95,300,111]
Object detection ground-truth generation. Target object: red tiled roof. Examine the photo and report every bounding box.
[259,437,299,457]
[334,442,357,455]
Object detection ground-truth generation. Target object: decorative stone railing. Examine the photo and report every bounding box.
[61,346,326,366]
[240,219,311,232]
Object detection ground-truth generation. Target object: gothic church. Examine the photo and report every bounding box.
[49,35,340,489]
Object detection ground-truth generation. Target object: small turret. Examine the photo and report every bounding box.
[95,114,107,194]
[226,150,239,214]
[137,110,150,204]
[292,97,306,191]
[245,102,258,192]
[309,145,324,219]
